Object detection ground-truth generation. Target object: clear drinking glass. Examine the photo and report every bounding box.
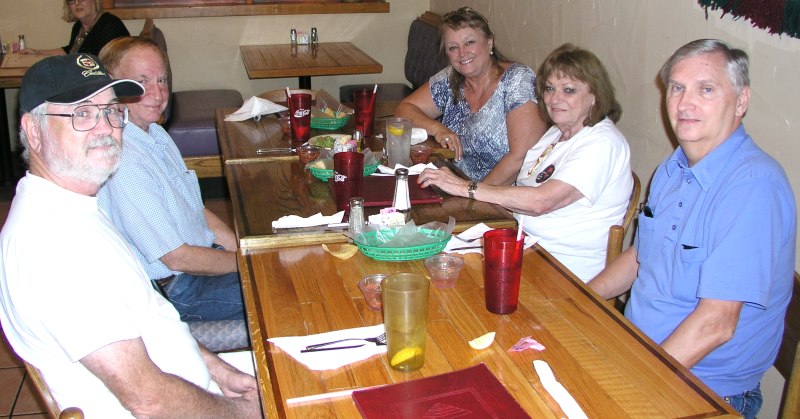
[385,117,412,167]
[382,273,429,371]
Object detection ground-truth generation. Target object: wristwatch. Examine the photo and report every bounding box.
[467,181,478,200]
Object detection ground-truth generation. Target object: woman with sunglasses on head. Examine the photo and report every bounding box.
[395,6,547,184]
[21,0,129,57]
[419,44,632,282]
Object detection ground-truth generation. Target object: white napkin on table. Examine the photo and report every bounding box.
[224,96,288,122]
[533,360,588,419]
[271,211,344,229]
[376,162,437,176]
[268,324,387,371]
[411,128,428,144]
[443,223,539,255]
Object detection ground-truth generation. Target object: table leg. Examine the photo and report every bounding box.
[298,76,311,89]
[0,88,14,184]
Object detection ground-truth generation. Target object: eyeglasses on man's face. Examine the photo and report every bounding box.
[45,103,129,132]
[65,0,89,5]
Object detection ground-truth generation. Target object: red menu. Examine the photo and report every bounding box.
[351,364,530,418]
[361,174,443,207]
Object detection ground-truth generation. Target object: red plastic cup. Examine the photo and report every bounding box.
[482,229,524,314]
[353,89,375,137]
[289,93,312,143]
[333,152,364,213]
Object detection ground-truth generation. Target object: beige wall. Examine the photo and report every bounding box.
[431,2,799,416]
[1,1,429,134]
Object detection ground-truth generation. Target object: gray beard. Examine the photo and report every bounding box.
[42,135,122,187]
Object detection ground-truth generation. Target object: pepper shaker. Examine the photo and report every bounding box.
[311,27,318,44]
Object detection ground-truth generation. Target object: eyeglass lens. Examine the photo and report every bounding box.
[72,104,128,131]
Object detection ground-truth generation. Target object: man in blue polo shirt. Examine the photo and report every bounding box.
[588,39,795,419]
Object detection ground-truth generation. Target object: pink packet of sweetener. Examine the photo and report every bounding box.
[509,336,546,352]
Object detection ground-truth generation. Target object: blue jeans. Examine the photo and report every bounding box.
[163,271,245,322]
[723,384,762,419]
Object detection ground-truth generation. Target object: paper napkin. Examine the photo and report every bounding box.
[376,162,438,176]
[271,211,345,229]
[443,223,539,255]
[224,96,288,122]
[411,128,428,144]
[533,360,588,419]
[268,324,387,371]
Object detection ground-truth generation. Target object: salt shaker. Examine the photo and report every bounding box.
[18,35,25,51]
[311,27,318,44]
[348,197,365,238]
[290,29,297,44]
[392,168,411,214]
[353,129,364,152]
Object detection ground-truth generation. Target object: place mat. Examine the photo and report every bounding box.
[328,174,442,207]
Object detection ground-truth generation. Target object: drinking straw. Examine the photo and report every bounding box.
[285,86,293,113]
[517,216,525,241]
[368,83,378,112]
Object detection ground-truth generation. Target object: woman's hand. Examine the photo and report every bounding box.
[433,128,463,162]
[417,167,470,197]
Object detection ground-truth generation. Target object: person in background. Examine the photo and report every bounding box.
[96,37,244,322]
[0,54,260,417]
[588,39,795,419]
[21,0,128,56]
[395,6,547,183]
[420,44,632,281]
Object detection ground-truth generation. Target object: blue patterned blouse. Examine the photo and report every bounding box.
[430,63,537,180]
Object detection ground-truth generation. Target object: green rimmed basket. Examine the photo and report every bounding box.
[311,115,350,130]
[309,162,379,182]
[354,228,450,261]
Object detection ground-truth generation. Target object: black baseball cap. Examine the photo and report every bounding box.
[19,54,143,115]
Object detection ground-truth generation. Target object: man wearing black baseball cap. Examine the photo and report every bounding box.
[0,54,260,417]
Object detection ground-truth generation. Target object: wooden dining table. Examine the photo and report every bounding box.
[240,42,383,89]
[239,243,739,418]
[216,107,476,249]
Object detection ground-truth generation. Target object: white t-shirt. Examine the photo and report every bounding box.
[0,173,217,417]
[516,118,632,281]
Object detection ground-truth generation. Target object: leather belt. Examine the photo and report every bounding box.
[156,275,176,291]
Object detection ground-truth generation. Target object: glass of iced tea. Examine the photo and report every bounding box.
[382,273,429,371]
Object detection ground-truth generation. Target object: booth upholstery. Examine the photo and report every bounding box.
[339,11,448,103]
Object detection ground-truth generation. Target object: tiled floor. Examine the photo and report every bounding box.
[0,179,233,418]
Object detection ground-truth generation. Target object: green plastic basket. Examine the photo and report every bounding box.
[309,162,379,182]
[354,228,450,261]
[311,115,350,130]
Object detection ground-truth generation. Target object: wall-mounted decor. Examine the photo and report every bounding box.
[698,0,800,39]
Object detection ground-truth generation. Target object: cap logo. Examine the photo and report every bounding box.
[75,54,106,78]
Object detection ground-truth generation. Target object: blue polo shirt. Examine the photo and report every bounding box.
[626,124,796,396]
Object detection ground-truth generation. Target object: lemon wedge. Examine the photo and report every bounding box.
[387,126,405,136]
[390,346,423,367]
[468,332,496,350]
[321,244,359,259]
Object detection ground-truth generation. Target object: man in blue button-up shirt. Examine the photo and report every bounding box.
[589,39,796,419]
